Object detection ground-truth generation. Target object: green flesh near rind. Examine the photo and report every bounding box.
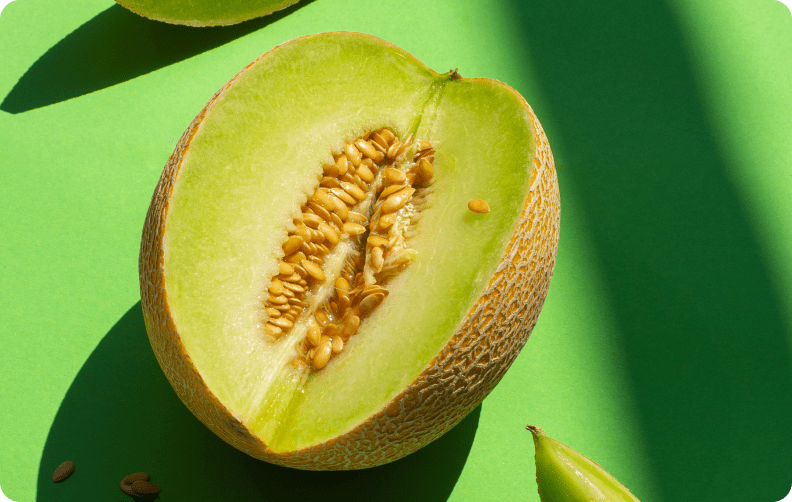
[528,427,641,502]
[163,33,534,452]
[115,0,299,26]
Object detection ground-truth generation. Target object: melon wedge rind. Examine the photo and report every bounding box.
[139,32,559,469]
[114,0,301,27]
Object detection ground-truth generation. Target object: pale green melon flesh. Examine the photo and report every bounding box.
[532,429,641,501]
[163,33,534,452]
[115,0,297,26]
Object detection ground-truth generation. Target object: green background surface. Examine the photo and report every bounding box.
[1,0,791,500]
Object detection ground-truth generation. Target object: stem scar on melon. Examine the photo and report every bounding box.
[139,32,560,470]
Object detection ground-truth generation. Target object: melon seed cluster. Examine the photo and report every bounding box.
[119,472,161,499]
[263,128,435,371]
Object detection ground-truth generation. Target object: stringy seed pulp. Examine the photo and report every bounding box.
[263,129,435,371]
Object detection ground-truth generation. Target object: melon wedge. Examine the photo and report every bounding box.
[114,0,300,26]
[139,32,560,469]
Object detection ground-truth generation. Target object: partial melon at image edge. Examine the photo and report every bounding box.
[114,0,300,26]
[139,32,560,469]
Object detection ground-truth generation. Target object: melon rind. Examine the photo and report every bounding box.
[139,32,560,470]
[114,0,300,27]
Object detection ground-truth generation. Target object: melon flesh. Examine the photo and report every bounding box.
[114,0,300,26]
[160,34,534,454]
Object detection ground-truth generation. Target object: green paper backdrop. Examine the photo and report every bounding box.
[1,0,791,501]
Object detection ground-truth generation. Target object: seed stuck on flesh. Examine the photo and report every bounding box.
[468,198,490,214]
[262,128,435,371]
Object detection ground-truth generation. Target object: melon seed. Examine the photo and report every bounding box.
[120,483,139,497]
[358,293,385,315]
[468,198,490,213]
[320,176,341,188]
[371,132,388,150]
[301,260,325,281]
[341,182,366,201]
[333,155,347,174]
[278,262,294,276]
[131,480,161,496]
[308,201,333,222]
[283,282,305,293]
[342,222,366,236]
[356,164,375,182]
[382,167,406,185]
[282,235,303,255]
[347,211,367,223]
[331,188,357,205]
[371,247,384,272]
[300,213,321,229]
[313,341,333,369]
[331,336,344,354]
[122,472,150,484]
[307,324,321,346]
[379,128,396,144]
[259,129,434,371]
[344,143,362,167]
[265,323,282,336]
[367,235,389,248]
[379,183,406,199]
[312,189,335,211]
[52,460,74,483]
[382,187,415,213]
[335,277,349,292]
[271,317,293,329]
[410,158,433,187]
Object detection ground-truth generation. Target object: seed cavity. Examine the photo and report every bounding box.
[263,128,435,371]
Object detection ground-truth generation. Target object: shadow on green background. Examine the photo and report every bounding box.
[508,0,792,500]
[36,303,480,501]
[1,1,314,114]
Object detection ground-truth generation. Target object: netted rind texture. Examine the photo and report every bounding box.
[140,39,559,470]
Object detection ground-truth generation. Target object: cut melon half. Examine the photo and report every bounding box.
[139,32,560,469]
[114,0,300,26]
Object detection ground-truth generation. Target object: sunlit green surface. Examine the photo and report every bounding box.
[1,0,790,501]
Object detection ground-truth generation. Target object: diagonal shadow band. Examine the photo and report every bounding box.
[507,0,792,500]
[1,1,315,115]
[36,302,480,501]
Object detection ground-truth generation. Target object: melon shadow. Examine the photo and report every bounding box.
[1,1,315,114]
[506,0,792,500]
[36,302,479,501]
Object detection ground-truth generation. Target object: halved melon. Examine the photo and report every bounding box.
[114,0,299,26]
[139,32,559,470]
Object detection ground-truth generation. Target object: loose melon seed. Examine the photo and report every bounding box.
[52,460,75,483]
[262,129,435,371]
[468,198,490,213]
[121,472,149,485]
[131,480,161,496]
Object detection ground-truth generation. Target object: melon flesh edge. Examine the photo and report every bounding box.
[160,33,534,453]
[114,0,300,26]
